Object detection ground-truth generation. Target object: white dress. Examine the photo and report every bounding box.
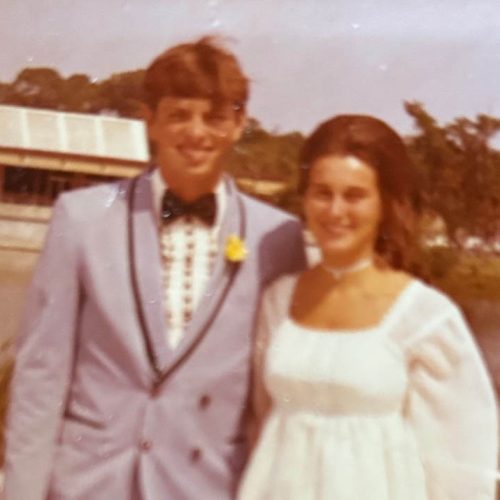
[238,275,498,500]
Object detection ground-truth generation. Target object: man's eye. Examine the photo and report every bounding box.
[166,111,189,122]
[207,114,230,125]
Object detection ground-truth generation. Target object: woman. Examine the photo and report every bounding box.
[238,115,498,499]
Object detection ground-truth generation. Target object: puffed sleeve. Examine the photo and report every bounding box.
[405,306,498,500]
[250,280,281,426]
[249,275,294,443]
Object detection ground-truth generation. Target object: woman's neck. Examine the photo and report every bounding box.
[320,255,374,282]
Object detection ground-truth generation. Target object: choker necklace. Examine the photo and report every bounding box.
[321,257,373,281]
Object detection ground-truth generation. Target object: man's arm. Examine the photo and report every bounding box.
[260,217,307,287]
[3,195,81,500]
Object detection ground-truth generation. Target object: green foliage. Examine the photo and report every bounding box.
[225,118,305,215]
[95,70,145,117]
[226,119,304,181]
[405,102,500,248]
[0,67,145,117]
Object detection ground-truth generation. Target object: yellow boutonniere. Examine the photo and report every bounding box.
[224,234,248,263]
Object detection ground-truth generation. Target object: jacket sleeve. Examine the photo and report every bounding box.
[3,194,81,500]
[286,220,308,274]
[404,307,498,500]
[260,218,307,287]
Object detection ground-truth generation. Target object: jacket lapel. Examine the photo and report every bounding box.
[129,171,171,374]
[158,176,245,381]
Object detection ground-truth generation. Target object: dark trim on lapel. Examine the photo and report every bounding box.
[127,175,162,378]
[127,174,247,384]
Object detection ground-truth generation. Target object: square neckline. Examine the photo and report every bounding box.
[285,275,420,336]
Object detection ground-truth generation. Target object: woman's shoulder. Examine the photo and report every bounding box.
[407,278,462,317]
[377,268,459,315]
[388,275,469,350]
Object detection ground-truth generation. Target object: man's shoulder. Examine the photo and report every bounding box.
[55,178,132,220]
[238,192,300,227]
[236,192,307,272]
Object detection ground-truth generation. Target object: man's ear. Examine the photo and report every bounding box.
[231,113,247,142]
[137,103,158,141]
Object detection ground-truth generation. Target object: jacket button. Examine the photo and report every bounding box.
[190,448,202,462]
[199,394,211,409]
[140,439,152,451]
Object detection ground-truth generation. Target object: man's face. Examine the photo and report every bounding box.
[148,97,245,188]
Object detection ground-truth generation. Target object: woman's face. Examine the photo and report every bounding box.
[304,154,383,265]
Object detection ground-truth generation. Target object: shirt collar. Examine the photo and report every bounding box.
[151,168,226,229]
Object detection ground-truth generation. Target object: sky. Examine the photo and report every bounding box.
[1,0,500,136]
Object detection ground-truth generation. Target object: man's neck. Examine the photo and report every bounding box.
[160,171,221,202]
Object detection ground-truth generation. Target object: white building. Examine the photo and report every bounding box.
[0,105,149,252]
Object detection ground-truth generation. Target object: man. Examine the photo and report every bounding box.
[3,37,306,500]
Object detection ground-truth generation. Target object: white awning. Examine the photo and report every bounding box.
[0,105,149,174]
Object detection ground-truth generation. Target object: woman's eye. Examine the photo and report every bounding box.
[344,190,367,201]
[309,188,331,201]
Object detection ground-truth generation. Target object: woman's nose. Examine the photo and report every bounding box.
[326,196,347,216]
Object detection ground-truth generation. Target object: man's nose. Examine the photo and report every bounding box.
[186,115,208,137]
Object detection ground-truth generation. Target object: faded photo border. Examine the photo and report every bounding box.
[0,0,499,494]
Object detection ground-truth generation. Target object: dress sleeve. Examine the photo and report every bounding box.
[248,276,292,444]
[404,306,498,500]
[251,292,273,426]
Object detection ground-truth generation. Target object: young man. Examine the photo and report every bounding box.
[2,38,306,500]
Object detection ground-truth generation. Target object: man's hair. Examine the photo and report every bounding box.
[300,114,420,272]
[143,36,249,113]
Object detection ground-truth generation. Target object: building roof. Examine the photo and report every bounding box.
[0,105,149,171]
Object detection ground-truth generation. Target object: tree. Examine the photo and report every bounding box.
[405,102,500,248]
[0,67,145,117]
[224,118,305,213]
[60,73,98,112]
[94,70,145,117]
[3,68,66,109]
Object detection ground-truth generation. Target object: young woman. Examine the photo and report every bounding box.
[238,115,498,499]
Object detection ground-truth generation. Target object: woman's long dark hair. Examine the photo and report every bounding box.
[300,114,421,273]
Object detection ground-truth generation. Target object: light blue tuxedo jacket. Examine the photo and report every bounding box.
[3,171,307,500]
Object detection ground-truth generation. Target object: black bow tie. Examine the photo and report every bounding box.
[161,190,217,226]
